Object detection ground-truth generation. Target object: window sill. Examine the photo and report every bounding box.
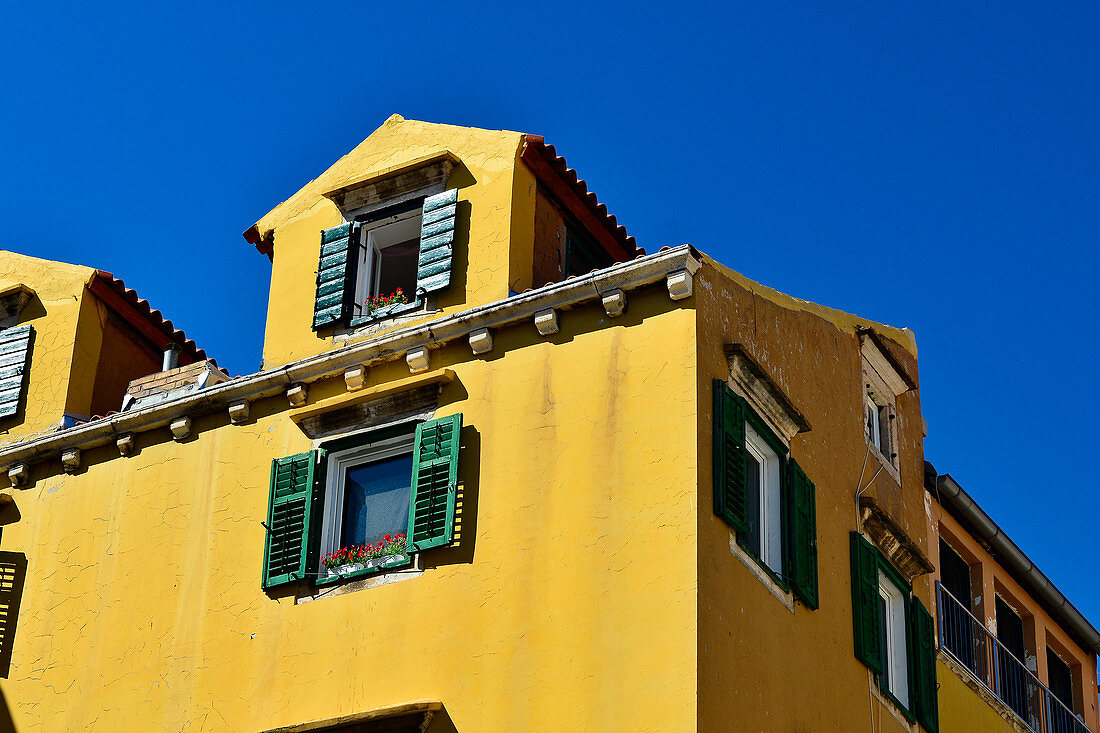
[727,531,794,614]
[314,554,415,587]
[865,438,901,485]
[349,299,423,328]
[869,677,916,728]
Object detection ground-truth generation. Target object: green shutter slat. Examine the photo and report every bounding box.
[422,187,457,212]
[788,459,819,609]
[321,222,352,243]
[911,596,939,732]
[712,380,749,534]
[422,202,457,226]
[415,191,457,296]
[406,414,462,552]
[0,325,32,420]
[418,244,452,267]
[312,223,359,330]
[262,451,317,589]
[850,532,884,674]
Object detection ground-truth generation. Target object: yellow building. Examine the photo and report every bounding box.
[0,116,1094,732]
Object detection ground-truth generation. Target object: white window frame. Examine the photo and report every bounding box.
[745,423,783,575]
[865,392,885,451]
[317,432,416,573]
[352,208,422,310]
[878,569,910,708]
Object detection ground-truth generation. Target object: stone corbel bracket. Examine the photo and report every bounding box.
[61,449,81,474]
[7,463,28,488]
[665,256,701,301]
[859,496,934,582]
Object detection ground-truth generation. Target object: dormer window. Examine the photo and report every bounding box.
[311,153,460,332]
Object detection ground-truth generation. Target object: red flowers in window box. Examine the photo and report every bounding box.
[365,288,408,315]
[322,533,408,571]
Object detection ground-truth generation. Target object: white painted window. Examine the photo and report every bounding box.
[866,392,890,453]
[318,432,415,572]
[878,569,910,707]
[352,207,422,314]
[744,423,783,575]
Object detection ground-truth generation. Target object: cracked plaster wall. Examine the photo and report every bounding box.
[0,251,92,443]
[257,116,534,369]
[0,288,700,731]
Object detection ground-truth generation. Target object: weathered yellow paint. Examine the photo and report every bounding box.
[0,290,700,731]
[256,116,531,368]
[937,658,1021,732]
[0,251,92,442]
[0,251,166,445]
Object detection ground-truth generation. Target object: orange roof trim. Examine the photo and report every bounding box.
[520,135,644,261]
[88,271,215,368]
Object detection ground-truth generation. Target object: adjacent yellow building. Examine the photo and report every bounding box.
[0,116,1094,732]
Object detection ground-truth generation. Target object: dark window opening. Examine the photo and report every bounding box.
[374,239,419,300]
[565,227,614,278]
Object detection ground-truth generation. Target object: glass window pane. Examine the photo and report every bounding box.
[743,452,762,556]
[375,238,419,298]
[879,593,891,690]
[341,453,414,548]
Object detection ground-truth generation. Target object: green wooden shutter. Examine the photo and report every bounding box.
[262,451,318,589]
[416,189,457,295]
[788,459,819,609]
[712,380,749,533]
[313,222,360,330]
[0,325,32,419]
[910,596,939,732]
[406,414,462,551]
[850,531,884,674]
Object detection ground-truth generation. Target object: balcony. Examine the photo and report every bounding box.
[938,583,1090,733]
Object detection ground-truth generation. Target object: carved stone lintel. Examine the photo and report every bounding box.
[61,449,81,474]
[117,434,136,456]
[667,270,693,300]
[534,309,559,336]
[344,365,367,391]
[287,384,308,407]
[724,344,811,442]
[228,400,250,424]
[468,328,493,355]
[406,347,430,374]
[601,289,626,317]
[859,496,934,582]
[170,416,192,441]
[7,464,28,488]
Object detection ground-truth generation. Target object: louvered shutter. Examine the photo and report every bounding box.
[416,189,457,295]
[313,222,360,330]
[0,325,32,419]
[712,380,749,533]
[406,414,462,551]
[850,532,884,674]
[262,451,318,589]
[788,459,819,609]
[910,596,939,732]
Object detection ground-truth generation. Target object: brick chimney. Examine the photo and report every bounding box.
[122,356,231,412]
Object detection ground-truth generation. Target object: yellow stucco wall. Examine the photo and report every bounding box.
[937,658,1022,733]
[256,116,532,368]
[0,288,699,731]
[0,252,92,443]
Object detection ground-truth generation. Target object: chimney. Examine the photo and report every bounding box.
[162,343,182,371]
[122,358,231,412]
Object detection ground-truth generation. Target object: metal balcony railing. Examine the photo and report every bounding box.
[937,583,1090,733]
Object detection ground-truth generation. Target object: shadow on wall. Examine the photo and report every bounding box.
[0,551,27,681]
[0,685,14,733]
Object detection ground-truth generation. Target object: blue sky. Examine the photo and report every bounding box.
[2,3,1098,625]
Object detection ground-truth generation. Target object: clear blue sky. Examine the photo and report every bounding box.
[3,3,1098,626]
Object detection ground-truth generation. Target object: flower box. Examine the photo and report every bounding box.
[325,552,409,578]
